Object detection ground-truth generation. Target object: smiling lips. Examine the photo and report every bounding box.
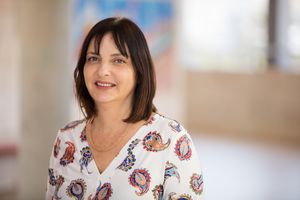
[95,81,116,88]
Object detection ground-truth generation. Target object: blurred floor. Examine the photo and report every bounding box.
[193,134,300,200]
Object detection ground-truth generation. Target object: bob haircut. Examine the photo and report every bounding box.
[74,17,157,123]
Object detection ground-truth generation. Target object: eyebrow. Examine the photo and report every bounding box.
[86,52,128,59]
[111,53,126,57]
[88,52,125,56]
[110,53,124,57]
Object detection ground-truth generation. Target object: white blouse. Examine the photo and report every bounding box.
[46,113,204,200]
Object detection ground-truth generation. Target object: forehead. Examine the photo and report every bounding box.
[87,33,115,51]
[87,32,130,58]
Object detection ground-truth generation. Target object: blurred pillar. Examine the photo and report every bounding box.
[17,1,72,199]
[268,0,277,65]
[268,0,291,68]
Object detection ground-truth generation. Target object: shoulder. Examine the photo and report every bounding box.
[55,119,86,142]
[49,119,86,168]
[148,113,188,136]
[59,119,86,133]
[51,119,86,156]
[145,113,195,151]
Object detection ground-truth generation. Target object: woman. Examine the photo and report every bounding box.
[46,17,204,200]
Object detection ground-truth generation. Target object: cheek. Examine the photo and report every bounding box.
[132,74,137,87]
[128,69,136,87]
[117,68,135,83]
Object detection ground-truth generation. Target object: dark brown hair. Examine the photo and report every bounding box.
[74,17,156,123]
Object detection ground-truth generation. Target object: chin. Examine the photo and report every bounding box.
[94,98,115,104]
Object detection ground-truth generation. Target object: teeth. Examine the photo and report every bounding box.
[96,82,114,87]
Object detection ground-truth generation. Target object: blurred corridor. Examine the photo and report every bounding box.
[1,0,300,199]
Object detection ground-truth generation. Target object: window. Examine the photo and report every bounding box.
[177,0,269,72]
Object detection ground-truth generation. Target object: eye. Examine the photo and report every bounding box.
[113,58,126,64]
[86,55,99,63]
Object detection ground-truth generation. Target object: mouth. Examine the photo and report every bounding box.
[94,81,116,88]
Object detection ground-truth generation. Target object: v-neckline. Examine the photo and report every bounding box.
[83,114,157,180]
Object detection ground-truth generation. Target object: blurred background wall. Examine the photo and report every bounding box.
[0,0,299,199]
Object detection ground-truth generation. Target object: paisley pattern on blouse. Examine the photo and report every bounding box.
[79,146,93,174]
[88,182,112,200]
[66,179,87,200]
[117,139,141,172]
[47,114,204,199]
[48,168,65,200]
[164,161,180,183]
[144,116,155,126]
[60,141,76,166]
[190,173,204,195]
[152,184,164,200]
[60,120,84,132]
[168,192,192,200]
[175,135,192,161]
[143,131,170,152]
[168,120,182,133]
[80,127,87,142]
[53,137,61,158]
[129,168,151,196]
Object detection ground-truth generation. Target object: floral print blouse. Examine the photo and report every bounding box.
[46,113,204,200]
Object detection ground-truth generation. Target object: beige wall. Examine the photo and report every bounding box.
[0,0,20,142]
[17,1,72,199]
[186,70,300,146]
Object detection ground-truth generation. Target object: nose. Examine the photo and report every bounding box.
[97,61,111,77]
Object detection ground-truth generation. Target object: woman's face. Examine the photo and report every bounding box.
[83,33,136,108]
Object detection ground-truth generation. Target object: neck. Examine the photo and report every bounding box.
[91,101,132,135]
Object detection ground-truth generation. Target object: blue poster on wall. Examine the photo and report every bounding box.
[72,0,174,60]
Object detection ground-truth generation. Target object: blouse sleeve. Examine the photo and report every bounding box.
[45,131,64,200]
[163,128,205,200]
